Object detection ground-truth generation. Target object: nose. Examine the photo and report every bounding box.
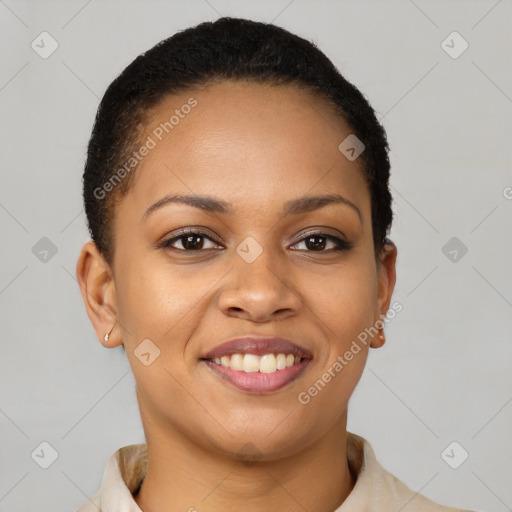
[217,248,302,323]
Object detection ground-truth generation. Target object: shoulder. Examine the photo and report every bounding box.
[74,444,147,512]
[384,470,473,512]
[342,432,476,512]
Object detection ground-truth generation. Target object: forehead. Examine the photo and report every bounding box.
[123,80,370,216]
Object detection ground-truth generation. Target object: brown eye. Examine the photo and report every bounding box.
[161,230,222,251]
[291,233,352,252]
[304,234,327,251]
[180,234,206,250]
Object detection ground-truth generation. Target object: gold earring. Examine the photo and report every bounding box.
[104,324,115,343]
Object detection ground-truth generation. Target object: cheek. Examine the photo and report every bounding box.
[115,257,205,340]
[291,254,377,408]
[295,266,375,429]
[114,262,203,412]
[114,257,222,390]
[310,258,378,344]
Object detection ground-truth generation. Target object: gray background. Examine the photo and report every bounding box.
[1,1,511,511]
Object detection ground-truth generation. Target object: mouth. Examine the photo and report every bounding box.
[200,337,313,394]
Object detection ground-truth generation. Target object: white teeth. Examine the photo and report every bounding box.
[243,354,260,372]
[259,354,276,373]
[229,353,244,371]
[276,353,287,370]
[211,353,305,373]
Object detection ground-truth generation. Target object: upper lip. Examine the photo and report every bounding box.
[202,336,313,360]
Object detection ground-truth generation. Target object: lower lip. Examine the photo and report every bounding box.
[202,359,311,394]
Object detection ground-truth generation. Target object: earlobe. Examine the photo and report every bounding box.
[370,329,385,349]
[76,240,122,348]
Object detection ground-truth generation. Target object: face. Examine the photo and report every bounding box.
[79,80,396,461]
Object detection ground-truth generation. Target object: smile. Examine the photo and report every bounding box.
[212,352,303,372]
[202,353,311,393]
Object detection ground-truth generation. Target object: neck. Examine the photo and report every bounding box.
[134,412,355,512]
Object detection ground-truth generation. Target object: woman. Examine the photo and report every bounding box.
[76,17,473,512]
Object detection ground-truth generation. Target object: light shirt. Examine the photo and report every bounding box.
[77,432,474,512]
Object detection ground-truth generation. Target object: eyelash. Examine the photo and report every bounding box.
[159,228,353,253]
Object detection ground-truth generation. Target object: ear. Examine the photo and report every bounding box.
[370,240,397,349]
[76,240,122,348]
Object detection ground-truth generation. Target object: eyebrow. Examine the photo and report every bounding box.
[142,192,362,223]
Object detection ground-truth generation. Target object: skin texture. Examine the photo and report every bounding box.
[77,80,397,512]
